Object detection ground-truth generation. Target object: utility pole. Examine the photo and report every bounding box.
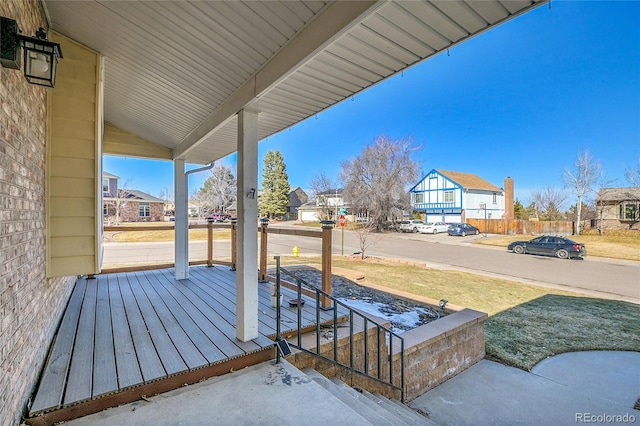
[480,203,487,237]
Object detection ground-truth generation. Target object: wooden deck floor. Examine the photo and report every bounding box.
[29,266,346,419]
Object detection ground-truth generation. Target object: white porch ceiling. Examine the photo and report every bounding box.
[45,0,545,165]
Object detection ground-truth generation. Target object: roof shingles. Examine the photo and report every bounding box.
[436,170,502,192]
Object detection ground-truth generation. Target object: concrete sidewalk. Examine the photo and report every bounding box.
[410,351,640,425]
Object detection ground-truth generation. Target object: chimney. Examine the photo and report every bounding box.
[504,177,514,220]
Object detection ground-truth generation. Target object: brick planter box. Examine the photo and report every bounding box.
[289,306,487,401]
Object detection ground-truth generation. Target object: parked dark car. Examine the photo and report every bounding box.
[447,223,480,237]
[507,236,586,259]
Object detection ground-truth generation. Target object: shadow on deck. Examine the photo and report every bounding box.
[27,266,347,425]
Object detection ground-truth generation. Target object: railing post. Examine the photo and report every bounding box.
[207,221,213,267]
[275,256,281,364]
[320,220,334,309]
[259,218,269,282]
[230,219,237,271]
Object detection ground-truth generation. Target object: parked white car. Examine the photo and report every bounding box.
[399,219,425,233]
[417,222,450,234]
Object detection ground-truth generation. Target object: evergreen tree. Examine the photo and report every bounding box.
[513,198,529,220]
[259,150,290,218]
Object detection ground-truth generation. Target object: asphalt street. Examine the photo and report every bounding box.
[102,225,640,303]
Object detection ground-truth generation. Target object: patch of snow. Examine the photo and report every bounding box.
[337,298,436,334]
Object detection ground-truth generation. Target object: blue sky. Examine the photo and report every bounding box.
[104,0,639,204]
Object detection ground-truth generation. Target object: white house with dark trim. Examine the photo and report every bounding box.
[410,170,512,223]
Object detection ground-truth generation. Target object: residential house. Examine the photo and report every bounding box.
[0,1,544,424]
[595,187,640,230]
[102,172,165,223]
[256,187,308,220]
[298,189,352,222]
[287,187,308,220]
[409,170,512,223]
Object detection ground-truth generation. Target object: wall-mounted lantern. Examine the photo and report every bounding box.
[0,16,63,87]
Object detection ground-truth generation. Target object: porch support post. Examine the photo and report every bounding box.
[236,109,259,342]
[174,158,189,280]
[320,220,334,309]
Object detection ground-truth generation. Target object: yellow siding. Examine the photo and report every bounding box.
[50,157,95,179]
[47,33,102,277]
[50,137,96,159]
[50,217,96,237]
[103,122,173,160]
[49,177,95,198]
[50,236,96,256]
[49,198,96,217]
[49,257,98,277]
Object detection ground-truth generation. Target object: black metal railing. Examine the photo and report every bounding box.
[273,256,405,402]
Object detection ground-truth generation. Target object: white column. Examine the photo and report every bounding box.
[236,109,259,342]
[174,158,189,280]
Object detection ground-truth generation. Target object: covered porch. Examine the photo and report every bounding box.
[27,266,347,425]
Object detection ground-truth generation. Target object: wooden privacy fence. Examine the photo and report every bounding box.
[466,219,575,235]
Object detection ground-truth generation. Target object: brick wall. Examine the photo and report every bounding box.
[105,201,164,223]
[399,308,486,401]
[289,308,487,402]
[0,1,76,425]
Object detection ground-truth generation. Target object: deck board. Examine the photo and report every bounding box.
[92,275,118,398]
[133,271,208,369]
[117,273,167,382]
[29,265,342,417]
[107,273,143,389]
[29,280,87,413]
[147,269,240,360]
[125,272,188,375]
[136,270,223,365]
[173,271,265,353]
[63,279,97,405]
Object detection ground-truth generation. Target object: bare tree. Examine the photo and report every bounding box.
[340,135,420,230]
[353,213,380,259]
[530,186,568,221]
[196,164,236,215]
[309,172,338,220]
[104,179,133,225]
[563,149,602,234]
[625,159,640,186]
[158,185,174,216]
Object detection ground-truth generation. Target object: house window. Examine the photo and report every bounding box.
[415,193,424,204]
[103,204,108,216]
[444,190,454,203]
[493,193,497,204]
[139,203,150,217]
[620,203,638,220]
[102,178,109,194]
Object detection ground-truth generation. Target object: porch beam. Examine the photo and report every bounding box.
[172,0,380,161]
[174,159,189,280]
[236,109,259,342]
